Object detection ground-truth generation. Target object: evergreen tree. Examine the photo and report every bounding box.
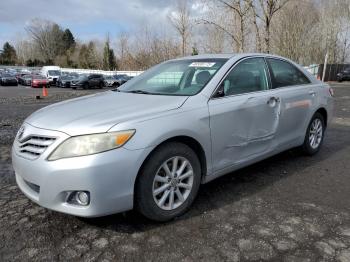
[0,42,17,65]
[62,29,76,50]
[103,35,117,70]
[191,46,199,56]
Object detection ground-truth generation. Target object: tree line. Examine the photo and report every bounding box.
[3,0,350,70]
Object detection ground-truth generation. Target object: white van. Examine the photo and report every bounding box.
[40,66,61,86]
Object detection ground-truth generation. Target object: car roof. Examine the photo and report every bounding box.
[174,54,236,60]
[172,53,298,61]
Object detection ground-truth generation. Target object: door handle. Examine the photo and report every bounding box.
[267,96,280,106]
[309,90,316,96]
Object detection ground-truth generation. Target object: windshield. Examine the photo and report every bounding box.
[118,58,228,96]
[33,75,46,79]
[48,70,61,76]
[61,75,73,80]
[78,75,88,80]
[1,74,12,77]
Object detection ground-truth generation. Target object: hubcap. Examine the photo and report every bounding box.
[152,156,194,211]
[309,118,323,149]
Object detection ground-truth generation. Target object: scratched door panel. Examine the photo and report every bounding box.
[274,85,316,147]
[208,92,280,172]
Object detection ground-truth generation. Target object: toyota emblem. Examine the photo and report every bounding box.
[17,126,25,141]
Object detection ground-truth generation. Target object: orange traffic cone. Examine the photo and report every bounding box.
[42,85,48,97]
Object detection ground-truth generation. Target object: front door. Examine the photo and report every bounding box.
[208,57,281,172]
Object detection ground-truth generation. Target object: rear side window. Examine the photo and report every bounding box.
[267,58,310,88]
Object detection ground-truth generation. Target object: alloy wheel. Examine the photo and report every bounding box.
[152,156,194,211]
[309,118,323,149]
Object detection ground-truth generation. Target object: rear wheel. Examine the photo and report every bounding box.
[83,83,89,89]
[135,142,201,221]
[302,112,325,155]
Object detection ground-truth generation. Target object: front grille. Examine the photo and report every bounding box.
[18,135,56,160]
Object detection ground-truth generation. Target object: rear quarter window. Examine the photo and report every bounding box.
[267,58,311,88]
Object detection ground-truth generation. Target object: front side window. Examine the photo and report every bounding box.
[267,58,310,88]
[118,59,228,96]
[221,57,270,96]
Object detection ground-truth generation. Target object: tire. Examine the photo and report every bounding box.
[135,142,201,222]
[99,82,104,89]
[83,83,89,89]
[302,112,325,155]
[72,86,76,90]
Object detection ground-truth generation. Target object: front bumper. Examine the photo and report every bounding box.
[1,80,17,85]
[48,78,58,85]
[105,82,114,87]
[71,82,83,87]
[12,124,153,217]
[58,81,71,88]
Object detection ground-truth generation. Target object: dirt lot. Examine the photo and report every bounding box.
[1,84,350,261]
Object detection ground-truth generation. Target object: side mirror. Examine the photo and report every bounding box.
[214,83,225,98]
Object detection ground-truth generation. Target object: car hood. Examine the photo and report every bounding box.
[25,91,188,136]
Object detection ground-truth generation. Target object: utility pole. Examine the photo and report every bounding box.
[322,52,329,82]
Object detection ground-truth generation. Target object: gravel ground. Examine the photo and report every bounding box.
[1,84,350,261]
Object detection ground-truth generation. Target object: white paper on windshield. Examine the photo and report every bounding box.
[189,62,215,67]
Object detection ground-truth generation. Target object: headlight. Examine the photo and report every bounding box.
[48,130,135,161]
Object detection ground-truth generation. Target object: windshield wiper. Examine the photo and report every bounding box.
[127,90,154,94]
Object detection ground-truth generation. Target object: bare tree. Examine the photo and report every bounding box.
[168,0,192,56]
[251,0,290,53]
[271,0,319,64]
[200,0,253,52]
[25,19,65,62]
[201,25,226,53]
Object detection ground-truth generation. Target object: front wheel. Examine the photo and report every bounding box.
[135,142,201,221]
[302,112,325,155]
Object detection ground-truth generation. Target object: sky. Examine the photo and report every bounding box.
[0,0,203,48]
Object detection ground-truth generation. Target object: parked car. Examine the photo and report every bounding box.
[40,66,61,86]
[337,67,350,82]
[104,75,120,87]
[15,73,28,81]
[71,74,104,89]
[0,73,18,86]
[12,54,333,221]
[18,74,32,86]
[57,75,74,88]
[31,75,49,88]
[113,74,132,86]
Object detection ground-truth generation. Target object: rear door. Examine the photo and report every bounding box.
[265,58,315,147]
[208,57,281,172]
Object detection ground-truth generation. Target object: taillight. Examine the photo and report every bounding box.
[329,87,334,97]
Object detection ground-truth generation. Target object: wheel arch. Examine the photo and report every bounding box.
[134,135,208,196]
[315,107,328,127]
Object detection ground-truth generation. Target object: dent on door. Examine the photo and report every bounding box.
[227,96,280,147]
[209,94,281,171]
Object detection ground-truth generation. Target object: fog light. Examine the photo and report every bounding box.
[76,191,90,206]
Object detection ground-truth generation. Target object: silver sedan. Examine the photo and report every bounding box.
[12,54,334,221]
